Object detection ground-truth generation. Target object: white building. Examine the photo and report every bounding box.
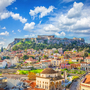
[0,60,7,68]
[11,56,19,65]
[36,68,65,90]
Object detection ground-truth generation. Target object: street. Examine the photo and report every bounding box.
[70,79,81,90]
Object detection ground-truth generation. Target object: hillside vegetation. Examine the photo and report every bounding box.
[12,40,90,53]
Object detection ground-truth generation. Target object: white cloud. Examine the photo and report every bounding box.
[58,15,76,25]
[70,17,90,30]
[29,6,55,19]
[0,12,27,23]
[0,31,9,36]
[11,13,27,23]
[12,30,14,32]
[38,20,42,25]
[17,29,21,32]
[43,24,59,31]
[2,27,6,29]
[67,2,83,18]
[0,12,11,20]
[0,0,16,11]
[24,34,36,38]
[0,0,27,23]
[55,32,66,36]
[45,2,90,37]
[24,35,29,38]
[0,41,5,45]
[23,22,35,31]
[62,0,74,3]
[15,7,17,10]
[12,30,16,34]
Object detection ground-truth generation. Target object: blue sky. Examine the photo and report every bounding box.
[0,0,90,48]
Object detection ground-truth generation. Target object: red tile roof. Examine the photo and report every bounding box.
[80,62,87,64]
[26,58,38,62]
[84,74,90,84]
[29,82,36,89]
[86,57,90,59]
[35,62,41,64]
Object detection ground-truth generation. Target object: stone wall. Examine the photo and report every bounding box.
[0,69,18,73]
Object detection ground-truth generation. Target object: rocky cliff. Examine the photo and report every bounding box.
[7,38,22,50]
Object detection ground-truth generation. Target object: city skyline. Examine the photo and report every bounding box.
[0,0,90,48]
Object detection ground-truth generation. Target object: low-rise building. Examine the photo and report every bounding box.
[36,68,65,90]
[0,60,7,69]
[84,57,90,63]
[61,62,71,69]
[80,62,88,71]
[71,64,81,69]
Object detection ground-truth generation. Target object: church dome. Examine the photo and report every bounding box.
[41,68,57,74]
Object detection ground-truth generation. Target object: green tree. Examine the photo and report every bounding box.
[22,55,29,60]
[43,55,48,59]
[84,52,88,57]
[29,56,35,59]
[54,50,58,53]
[39,56,41,62]
[6,56,10,59]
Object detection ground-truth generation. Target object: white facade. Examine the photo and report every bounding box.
[11,56,19,65]
[0,60,7,68]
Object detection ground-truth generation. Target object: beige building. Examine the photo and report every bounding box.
[80,73,90,90]
[84,57,90,63]
[36,68,65,90]
[51,55,64,67]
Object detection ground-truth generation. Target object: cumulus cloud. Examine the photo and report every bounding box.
[10,13,27,23]
[46,2,90,37]
[43,24,59,31]
[23,22,35,31]
[2,27,6,29]
[0,0,16,11]
[0,12,11,20]
[0,31,9,36]
[29,6,55,19]
[0,0,27,23]
[70,17,90,30]
[55,32,66,36]
[67,2,83,18]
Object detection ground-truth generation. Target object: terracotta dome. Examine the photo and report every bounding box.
[41,68,57,74]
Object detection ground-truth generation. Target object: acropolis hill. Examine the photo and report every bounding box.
[7,35,85,50]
